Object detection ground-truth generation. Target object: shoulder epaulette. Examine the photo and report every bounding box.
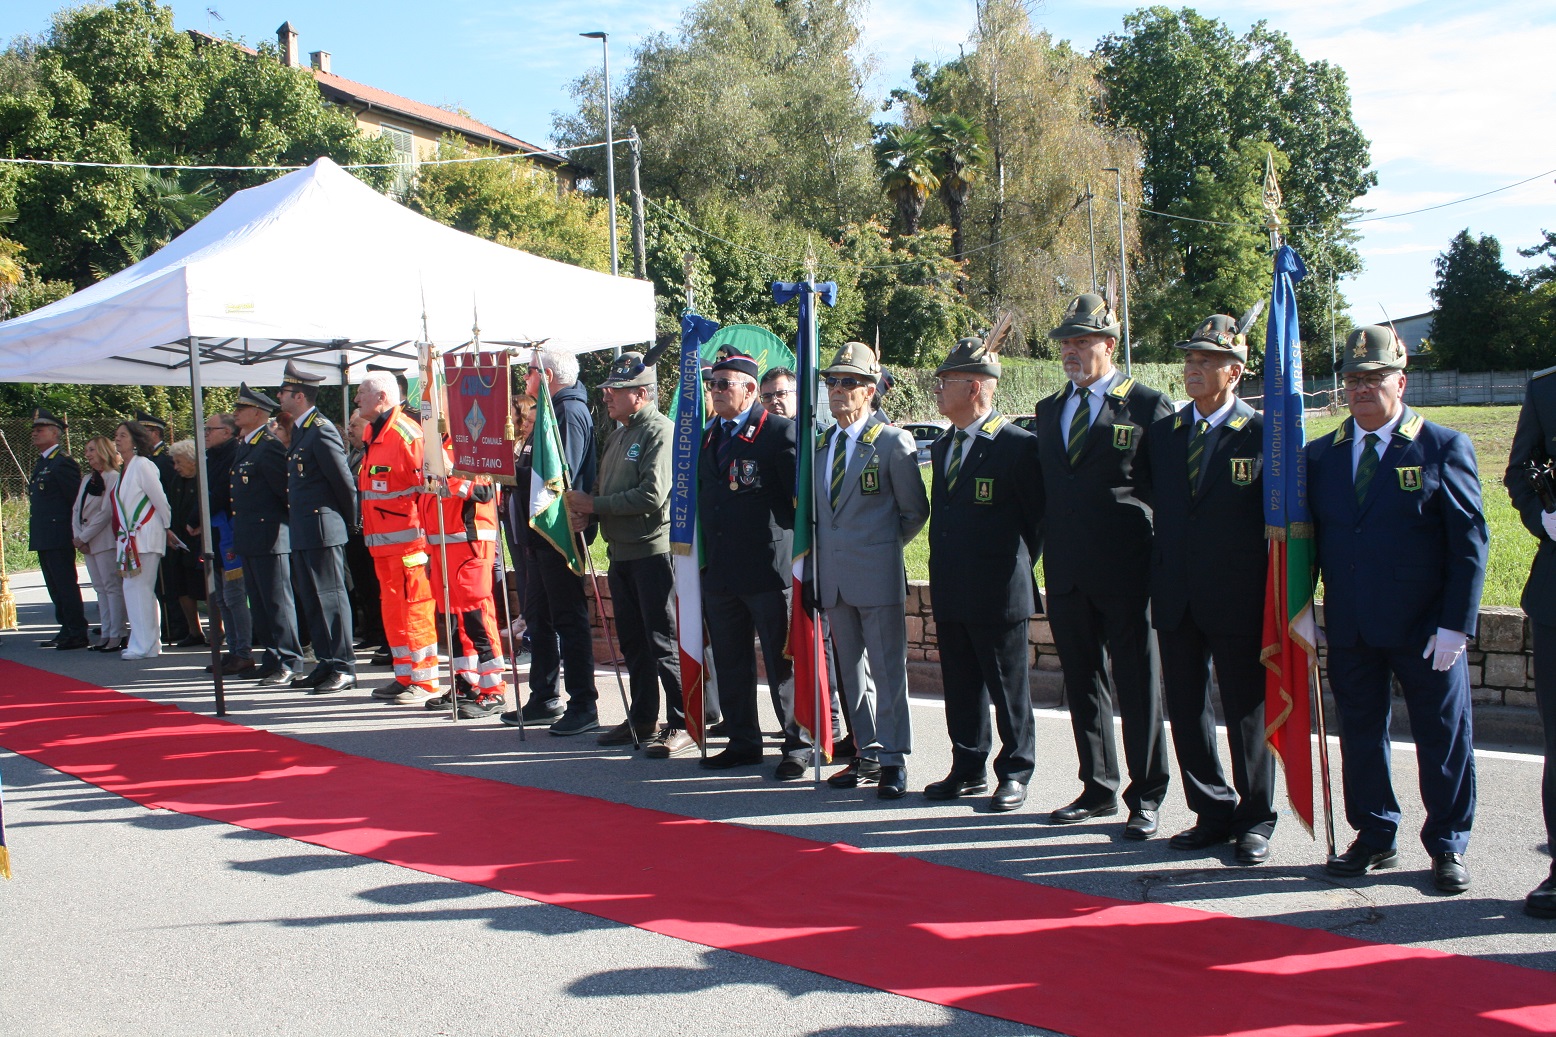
[1107,377,1136,401]
[1397,412,1425,441]
[1534,365,1556,380]
[860,422,884,445]
[1227,413,1250,431]
[980,413,1007,435]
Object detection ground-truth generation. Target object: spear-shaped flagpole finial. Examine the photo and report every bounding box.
[472,299,481,348]
[419,278,430,343]
[1263,151,1284,251]
[682,251,696,312]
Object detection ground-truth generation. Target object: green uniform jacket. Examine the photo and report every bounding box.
[592,404,673,562]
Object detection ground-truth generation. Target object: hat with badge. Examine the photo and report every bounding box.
[601,341,668,390]
[709,348,759,382]
[280,359,327,390]
[1049,292,1121,340]
[936,310,1015,379]
[1340,324,1408,373]
[235,382,279,413]
[1177,314,1249,362]
[135,409,168,433]
[30,407,66,431]
[823,341,881,379]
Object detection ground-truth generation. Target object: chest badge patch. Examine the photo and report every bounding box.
[1230,458,1254,486]
[1397,466,1422,491]
[860,468,880,495]
[974,477,994,503]
[1111,424,1134,451]
[626,443,642,461]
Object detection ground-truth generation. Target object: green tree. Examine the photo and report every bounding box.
[407,138,614,272]
[839,220,983,366]
[554,0,881,236]
[1519,230,1556,288]
[0,0,395,288]
[1429,229,1518,371]
[1095,8,1376,348]
[874,125,939,236]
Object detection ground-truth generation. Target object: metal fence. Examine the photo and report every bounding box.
[0,416,196,503]
[1237,369,1538,411]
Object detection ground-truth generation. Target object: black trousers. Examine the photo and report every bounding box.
[1158,618,1276,837]
[244,552,301,672]
[158,553,188,642]
[703,586,796,756]
[1535,621,1556,862]
[344,531,383,645]
[38,547,86,639]
[523,542,597,711]
[937,618,1036,784]
[291,546,354,676]
[1048,586,1170,811]
[608,553,683,728]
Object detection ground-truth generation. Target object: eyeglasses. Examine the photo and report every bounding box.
[933,377,977,391]
[759,389,794,403]
[824,377,868,390]
[1343,374,1393,391]
[708,377,746,392]
[203,425,228,434]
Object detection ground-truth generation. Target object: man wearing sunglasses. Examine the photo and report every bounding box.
[759,367,797,418]
[813,342,929,799]
[923,334,1043,812]
[1309,325,1486,894]
[698,350,806,775]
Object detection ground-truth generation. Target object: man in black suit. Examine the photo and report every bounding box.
[1037,292,1173,838]
[276,361,357,694]
[1144,315,1275,865]
[1504,368,1556,916]
[28,408,88,650]
[230,384,302,686]
[698,351,806,776]
[923,336,1043,811]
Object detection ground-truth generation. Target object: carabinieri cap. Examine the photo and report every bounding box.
[235,382,280,413]
[135,409,168,433]
[30,407,65,431]
[280,359,327,389]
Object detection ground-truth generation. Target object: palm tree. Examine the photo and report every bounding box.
[874,124,939,236]
[91,170,219,280]
[927,113,988,264]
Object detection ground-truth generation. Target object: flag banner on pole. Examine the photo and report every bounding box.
[773,279,837,762]
[444,351,516,483]
[1260,244,1317,834]
[672,312,721,746]
[0,765,12,879]
[418,340,449,480]
[528,380,584,575]
[701,324,795,379]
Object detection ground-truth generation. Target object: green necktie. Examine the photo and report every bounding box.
[1186,418,1210,492]
[1067,387,1092,466]
[829,431,849,507]
[1354,432,1381,504]
[946,429,968,492]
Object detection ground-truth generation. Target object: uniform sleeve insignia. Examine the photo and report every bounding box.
[1107,377,1136,401]
[1111,424,1135,450]
[974,477,994,503]
[1227,413,1250,431]
[1231,457,1255,485]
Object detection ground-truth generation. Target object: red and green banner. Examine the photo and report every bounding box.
[443,351,515,482]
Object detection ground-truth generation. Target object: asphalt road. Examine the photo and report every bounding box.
[1,570,1552,1036]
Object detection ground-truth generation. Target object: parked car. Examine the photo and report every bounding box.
[900,420,949,465]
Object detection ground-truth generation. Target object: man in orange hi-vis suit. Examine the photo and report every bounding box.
[354,371,440,704]
[422,436,508,718]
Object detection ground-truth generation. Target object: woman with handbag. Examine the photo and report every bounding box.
[112,420,174,660]
[72,435,129,652]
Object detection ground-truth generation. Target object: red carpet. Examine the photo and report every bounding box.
[2,661,1553,1036]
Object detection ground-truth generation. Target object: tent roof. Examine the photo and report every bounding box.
[0,157,654,386]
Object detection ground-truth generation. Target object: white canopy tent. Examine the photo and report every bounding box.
[0,156,654,385]
[0,156,653,714]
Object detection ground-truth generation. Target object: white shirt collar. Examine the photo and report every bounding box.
[1070,367,1121,399]
[1192,396,1239,428]
[956,409,993,438]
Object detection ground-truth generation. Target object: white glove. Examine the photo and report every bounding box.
[1423,628,1468,672]
[1542,510,1556,542]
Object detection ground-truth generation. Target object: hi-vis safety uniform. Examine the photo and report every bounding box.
[360,405,438,692]
[422,439,506,701]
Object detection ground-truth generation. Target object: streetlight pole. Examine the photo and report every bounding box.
[1102,167,1132,375]
[1085,182,1098,292]
[582,30,619,357]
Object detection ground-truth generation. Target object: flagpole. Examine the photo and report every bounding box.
[804,263,826,783]
[686,255,707,764]
[493,533,526,741]
[431,350,459,725]
[1310,663,1338,859]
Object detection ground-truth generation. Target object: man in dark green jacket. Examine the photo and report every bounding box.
[566,351,688,757]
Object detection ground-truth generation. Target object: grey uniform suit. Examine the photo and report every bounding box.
[286,408,357,677]
[814,416,929,767]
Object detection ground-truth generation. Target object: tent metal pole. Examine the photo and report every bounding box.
[187,336,227,716]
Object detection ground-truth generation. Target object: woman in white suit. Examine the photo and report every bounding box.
[72,435,128,652]
[112,420,173,660]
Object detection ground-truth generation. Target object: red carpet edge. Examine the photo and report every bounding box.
[1,661,1553,1036]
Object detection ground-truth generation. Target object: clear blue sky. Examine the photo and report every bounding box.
[5,0,1554,328]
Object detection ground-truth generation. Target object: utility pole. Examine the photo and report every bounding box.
[1103,167,1132,375]
[629,126,646,281]
[1085,183,1098,292]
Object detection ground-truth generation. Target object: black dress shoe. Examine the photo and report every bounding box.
[55,635,90,651]
[826,758,881,789]
[1326,839,1399,877]
[257,668,297,688]
[774,756,808,781]
[832,734,857,759]
[701,747,762,770]
[989,779,1027,812]
[308,672,356,695]
[1122,809,1159,840]
[1169,823,1234,851]
[923,773,989,800]
[1050,796,1120,824]
[1432,851,1469,894]
[878,766,907,800]
[1525,871,1556,919]
[1235,832,1271,865]
[290,669,328,688]
[369,649,392,667]
[38,636,59,648]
